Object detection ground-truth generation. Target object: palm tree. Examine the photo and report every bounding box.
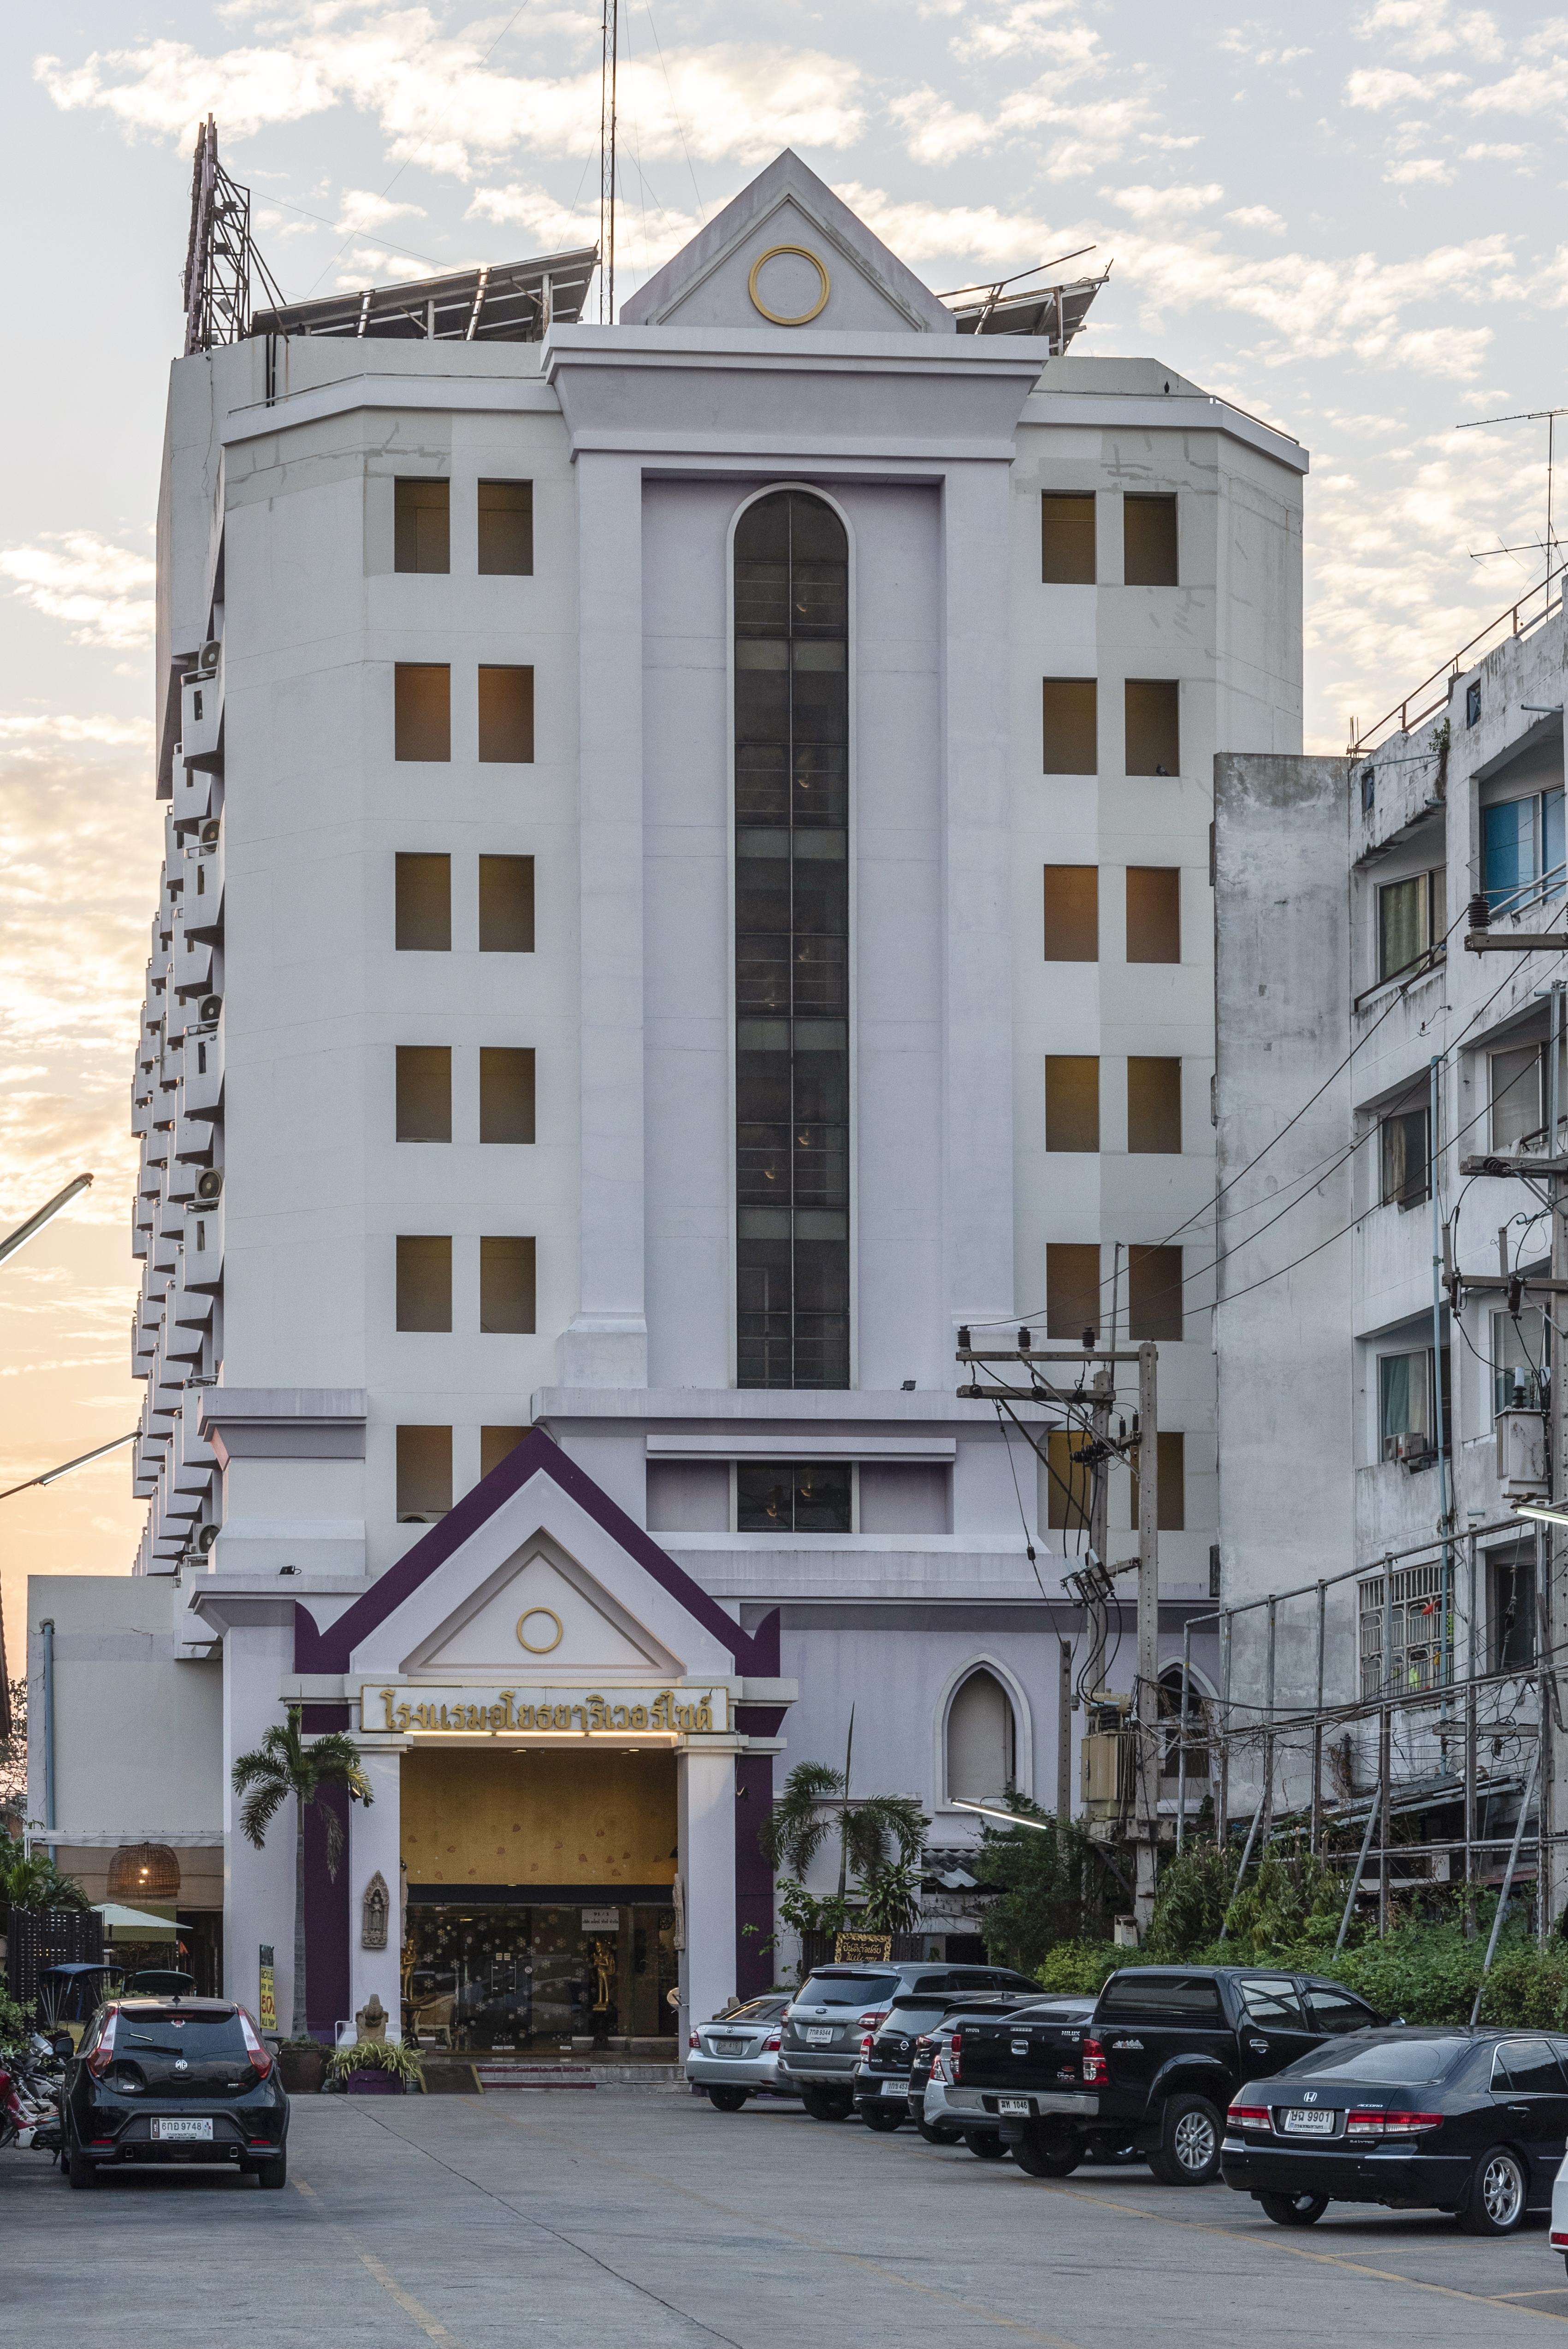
[231,1712,373,2041]
[760,1712,928,1910]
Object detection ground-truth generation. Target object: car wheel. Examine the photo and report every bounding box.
[254,2147,288,2189]
[1147,2094,1223,2187]
[66,2138,98,2190]
[1009,2124,1083,2178]
[1462,2145,1529,2236]
[1259,2192,1328,2229]
[962,2131,1008,2162]
[917,2119,963,2146]
[707,2087,748,2114]
[800,2088,854,2123]
[861,2105,904,2133]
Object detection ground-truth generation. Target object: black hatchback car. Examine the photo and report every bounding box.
[63,1999,289,2188]
[1222,2026,1568,2234]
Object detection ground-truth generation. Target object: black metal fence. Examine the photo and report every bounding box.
[5,1906,104,2007]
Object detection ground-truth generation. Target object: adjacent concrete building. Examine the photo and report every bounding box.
[33,152,1307,2040]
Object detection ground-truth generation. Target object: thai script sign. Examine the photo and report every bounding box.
[362,1684,729,1737]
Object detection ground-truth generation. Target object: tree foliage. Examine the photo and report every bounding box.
[972,1802,1115,1974]
[0,1827,89,1916]
[759,1760,928,1892]
[231,1712,373,2041]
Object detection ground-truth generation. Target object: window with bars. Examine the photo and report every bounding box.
[1358,1560,1455,1699]
[733,490,850,1389]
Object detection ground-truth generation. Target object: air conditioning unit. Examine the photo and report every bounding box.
[200,818,220,846]
[198,995,222,1025]
[1395,1432,1437,1471]
[1497,1407,1548,1496]
[197,1524,219,1553]
[195,1168,223,1202]
[195,640,221,678]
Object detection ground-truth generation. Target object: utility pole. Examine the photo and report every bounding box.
[1134,1341,1160,1934]
[1056,1641,1072,1825]
[1086,1364,1113,1696]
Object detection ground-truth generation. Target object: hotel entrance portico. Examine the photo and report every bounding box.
[193,1432,793,2044]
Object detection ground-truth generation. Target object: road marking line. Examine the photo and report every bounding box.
[480,2106,1090,2349]
[1026,2181,1568,2327]
[292,2172,463,2347]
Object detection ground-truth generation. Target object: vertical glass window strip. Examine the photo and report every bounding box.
[734,491,850,1389]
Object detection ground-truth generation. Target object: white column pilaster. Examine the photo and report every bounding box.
[349,1745,404,2041]
[677,1745,737,2034]
[219,1613,296,2027]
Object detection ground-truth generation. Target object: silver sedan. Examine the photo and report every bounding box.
[686,1996,798,2111]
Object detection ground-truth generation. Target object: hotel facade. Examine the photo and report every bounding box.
[30,153,1305,2046]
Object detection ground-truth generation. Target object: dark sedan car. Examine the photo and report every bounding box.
[62,1999,289,2189]
[1222,2026,1568,2234]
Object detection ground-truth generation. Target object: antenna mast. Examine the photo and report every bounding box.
[598,0,618,322]
[181,116,284,356]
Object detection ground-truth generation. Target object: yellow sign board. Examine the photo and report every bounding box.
[258,1944,276,2033]
[362,1684,729,1738]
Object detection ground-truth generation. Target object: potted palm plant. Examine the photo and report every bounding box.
[326,2037,424,2095]
[231,1710,373,2093]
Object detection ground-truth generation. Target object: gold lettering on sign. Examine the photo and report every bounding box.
[365,1685,727,1736]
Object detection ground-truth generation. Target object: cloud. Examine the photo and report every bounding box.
[887,78,1169,176]
[1105,182,1225,221]
[0,533,155,648]
[1384,156,1455,184]
[1461,140,1532,160]
[36,23,866,177]
[1354,0,1503,61]
[335,187,427,232]
[1226,204,1286,231]
[951,0,1104,70]
[467,183,698,272]
[829,184,1083,274]
[336,244,435,285]
[1343,64,1467,107]
[0,712,151,750]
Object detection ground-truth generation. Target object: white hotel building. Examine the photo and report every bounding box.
[30,153,1306,2042]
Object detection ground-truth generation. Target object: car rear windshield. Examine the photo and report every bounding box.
[797,1973,899,2006]
[117,2011,248,2058]
[1100,1975,1224,2022]
[880,2004,948,2036]
[1287,2037,1466,2086]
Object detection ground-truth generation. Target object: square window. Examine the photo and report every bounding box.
[396,1046,451,1143]
[736,1461,852,1532]
[1047,1243,1101,1343]
[1041,493,1096,584]
[1124,680,1180,776]
[394,479,450,574]
[479,1236,536,1333]
[478,665,534,763]
[1127,1057,1182,1154]
[1123,495,1178,587]
[396,1235,451,1331]
[478,479,534,576]
[1046,1056,1100,1152]
[1126,867,1180,963]
[395,664,450,762]
[396,1424,452,1520]
[1466,679,1481,729]
[480,1424,529,1478]
[1131,1430,1185,1531]
[1379,1105,1429,1209]
[479,854,535,951]
[1128,1245,1183,1341]
[1491,1043,1541,1151]
[479,1047,536,1143]
[1044,866,1098,961]
[1042,678,1098,775]
[395,853,450,950]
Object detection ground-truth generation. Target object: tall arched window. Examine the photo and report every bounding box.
[946,1669,1017,1803]
[733,490,850,1389]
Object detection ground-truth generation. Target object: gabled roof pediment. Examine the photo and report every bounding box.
[621,149,955,336]
[400,1535,682,1678]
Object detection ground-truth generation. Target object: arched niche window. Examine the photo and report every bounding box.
[946,1668,1017,1803]
[733,488,850,1390]
[1158,1665,1208,1782]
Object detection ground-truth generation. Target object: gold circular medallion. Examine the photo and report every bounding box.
[515,1606,564,1655]
[747,244,830,327]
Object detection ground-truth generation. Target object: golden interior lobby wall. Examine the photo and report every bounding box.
[401,1749,677,1888]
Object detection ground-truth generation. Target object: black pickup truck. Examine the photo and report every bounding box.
[941,1967,1386,2185]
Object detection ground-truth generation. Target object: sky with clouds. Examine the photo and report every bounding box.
[0,0,1564,1655]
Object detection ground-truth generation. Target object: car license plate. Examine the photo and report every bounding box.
[997,2098,1031,2116]
[153,2117,214,2141]
[882,2079,905,2095]
[806,2028,833,2045]
[714,2040,746,2055]
[1281,2108,1334,2135]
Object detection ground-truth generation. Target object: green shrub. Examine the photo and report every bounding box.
[325,2037,424,2085]
[0,1985,32,2053]
[975,1804,1116,1974]
[1033,1940,1121,1996]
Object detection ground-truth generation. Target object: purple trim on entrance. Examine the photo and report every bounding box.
[293,1428,771,1676]
[734,1697,785,1999]
[302,1779,350,2043]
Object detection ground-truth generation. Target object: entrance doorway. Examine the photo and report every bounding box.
[403,1901,677,2049]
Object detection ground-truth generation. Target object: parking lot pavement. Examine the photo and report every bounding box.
[11,2094,1568,2349]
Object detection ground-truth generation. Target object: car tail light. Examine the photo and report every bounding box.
[1382,2112,1441,2135]
[764,2034,781,2052]
[860,2032,875,2056]
[1081,2037,1106,2085]
[1552,2230,1568,2248]
[948,2029,963,2086]
[857,2008,889,2032]
[248,2138,273,2149]
[86,2011,120,2079]
[1227,2104,1270,2130]
[689,2031,700,2049]
[238,2010,274,2080]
